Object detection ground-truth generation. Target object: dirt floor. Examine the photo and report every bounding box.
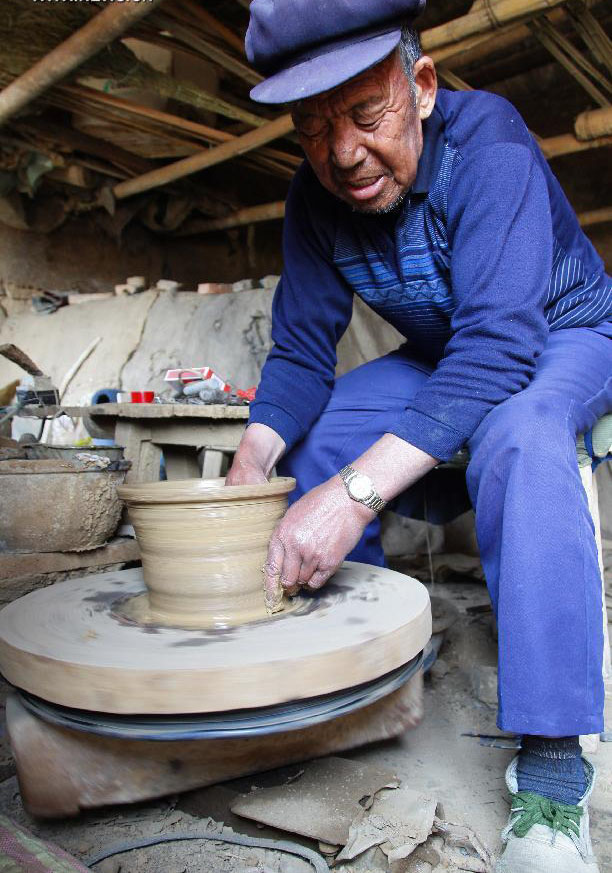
[0,561,610,872]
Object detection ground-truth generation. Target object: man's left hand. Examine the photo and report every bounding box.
[263,476,373,599]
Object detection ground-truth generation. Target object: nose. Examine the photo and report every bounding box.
[328,119,367,171]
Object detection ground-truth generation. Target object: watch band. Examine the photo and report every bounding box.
[338,464,387,514]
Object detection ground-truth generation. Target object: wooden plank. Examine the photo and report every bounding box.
[148,421,245,450]
[163,446,201,479]
[0,537,140,583]
[20,404,250,420]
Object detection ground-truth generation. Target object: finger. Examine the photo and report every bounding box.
[262,538,285,614]
[280,548,302,592]
[298,555,318,586]
[305,566,337,591]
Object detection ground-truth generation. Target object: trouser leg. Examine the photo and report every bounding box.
[467,327,611,736]
[278,350,468,565]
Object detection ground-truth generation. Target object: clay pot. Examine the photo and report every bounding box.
[0,457,127,553]
[117,477,295,628]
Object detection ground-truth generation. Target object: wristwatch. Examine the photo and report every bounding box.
[338,464,387,514]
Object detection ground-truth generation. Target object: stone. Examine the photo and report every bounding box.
[259,274,280,290]
[469,665,498,706]
[126,276,147,291]
[232,279,254,293]
[156,279,182,292]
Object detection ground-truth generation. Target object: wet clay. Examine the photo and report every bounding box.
[117,477,295,628]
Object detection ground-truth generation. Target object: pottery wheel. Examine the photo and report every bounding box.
[0,562,431,715]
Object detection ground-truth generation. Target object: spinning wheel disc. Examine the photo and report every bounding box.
[16,655,423,740]
[0,562,431,715]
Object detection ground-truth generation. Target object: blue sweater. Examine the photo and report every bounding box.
[249,89,612,461]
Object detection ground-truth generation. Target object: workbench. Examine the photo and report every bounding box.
[18,403,250,482]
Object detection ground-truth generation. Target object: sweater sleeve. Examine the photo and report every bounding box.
[386,142,551,461]
[248,167,354,451]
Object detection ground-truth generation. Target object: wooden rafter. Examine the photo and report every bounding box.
[528,17,611,108]
[113,113,294,200]
[566,1,612,76]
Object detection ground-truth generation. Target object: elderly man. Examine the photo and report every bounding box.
[227,2,611,870]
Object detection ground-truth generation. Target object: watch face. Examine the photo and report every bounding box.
[348,473,373,501]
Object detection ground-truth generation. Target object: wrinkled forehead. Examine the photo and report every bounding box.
[292,51,400,120]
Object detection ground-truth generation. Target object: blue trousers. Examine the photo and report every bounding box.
[278,326,612,736]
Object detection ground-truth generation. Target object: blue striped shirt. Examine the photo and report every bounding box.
[250,89,612,460]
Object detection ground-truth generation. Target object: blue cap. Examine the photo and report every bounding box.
[246,0,425,105]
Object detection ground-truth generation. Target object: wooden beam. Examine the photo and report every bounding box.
[0,0,164,126]
[578,206,612,227]
[421,0,566,53]
[575,106,612,139]
[176,201,286,235]
[113,114,295,200]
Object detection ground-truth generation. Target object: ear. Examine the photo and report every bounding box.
[414,56,437,120]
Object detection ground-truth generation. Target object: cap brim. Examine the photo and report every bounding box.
[250,27,402,105]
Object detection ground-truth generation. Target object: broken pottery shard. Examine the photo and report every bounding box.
[230,757,399,846]
[336,786,437,863]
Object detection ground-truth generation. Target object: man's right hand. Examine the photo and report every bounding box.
[225,423,286,486]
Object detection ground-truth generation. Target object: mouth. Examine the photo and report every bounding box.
[341,175,387,202]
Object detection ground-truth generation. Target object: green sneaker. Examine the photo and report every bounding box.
[495,756,599,872]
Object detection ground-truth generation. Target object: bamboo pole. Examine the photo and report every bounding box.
[177,201,286,235]
[574,106,612,140]
[113,113,294,200]
[0,0,165,126]
[539,130,612,157]
[578,206,612,227]
[421,0,566,53]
